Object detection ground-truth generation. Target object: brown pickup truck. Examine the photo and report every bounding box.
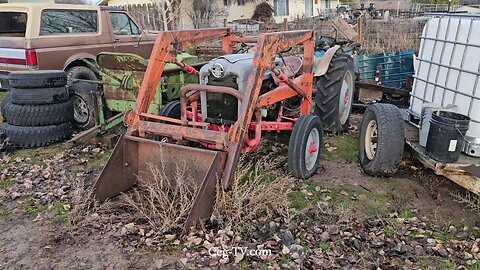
[0,3,158,90]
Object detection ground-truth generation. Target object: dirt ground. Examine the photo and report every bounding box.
[0,113,479,270]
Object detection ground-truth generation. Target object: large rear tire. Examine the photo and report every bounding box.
[288,114,323,179]
[314,53,355,133]
[159,100,181,119]
[359,103,405,177]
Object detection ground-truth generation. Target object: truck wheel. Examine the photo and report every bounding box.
[8,71,67,89]
[288,114,323,179]
[3,100,73,126]
[1,122,71,148]
[1,93,11,122]
[11,87,69,105]
[67,66,97,86]
[159,100,181,119]
[70,81,98,130]
[314,53,355,133]
[359,103,405,177]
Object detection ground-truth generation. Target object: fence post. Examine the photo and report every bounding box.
[357,15,363,43]
[283,18,288,31]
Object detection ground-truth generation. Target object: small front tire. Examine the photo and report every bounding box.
[288,114,323,179]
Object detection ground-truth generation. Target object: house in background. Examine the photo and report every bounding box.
[98,0,340,30]
[219,0,339,22]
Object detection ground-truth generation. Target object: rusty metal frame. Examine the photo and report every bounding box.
[124,29,314,190]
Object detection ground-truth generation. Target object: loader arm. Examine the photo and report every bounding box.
[130,28,233,121]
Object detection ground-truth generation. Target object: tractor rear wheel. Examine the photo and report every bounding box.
[159,100,181,119]
[359,103,404,177]
[314,53,355,133]
[288,114,323,179]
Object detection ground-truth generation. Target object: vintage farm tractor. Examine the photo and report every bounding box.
[93,28,354,231]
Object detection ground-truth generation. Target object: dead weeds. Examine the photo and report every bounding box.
[213,156,294,234]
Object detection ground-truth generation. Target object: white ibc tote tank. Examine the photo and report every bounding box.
[409,14,480,140]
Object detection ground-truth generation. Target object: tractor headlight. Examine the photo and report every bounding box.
[211,62,225,79]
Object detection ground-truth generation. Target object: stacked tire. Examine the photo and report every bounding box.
[1,71,73,148]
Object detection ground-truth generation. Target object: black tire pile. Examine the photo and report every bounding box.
[1,71,73,148]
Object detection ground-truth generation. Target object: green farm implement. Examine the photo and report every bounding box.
[67,52,202,144]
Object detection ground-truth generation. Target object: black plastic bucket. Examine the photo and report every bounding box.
[426,111,470,163]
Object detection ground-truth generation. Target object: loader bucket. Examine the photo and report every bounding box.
[93,135,227,231]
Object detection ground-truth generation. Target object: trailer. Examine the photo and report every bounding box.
[358,14,480,196]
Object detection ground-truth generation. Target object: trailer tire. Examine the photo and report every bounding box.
[1,122,71,148]
[1,93,11,122]
[359,103,404,177]
[67,66,97,86]
[70,81,98,130]
[288,114,323,179]
[11,87,69,105]
[159,100,181,119]
[314,53,355,133]
[3,100,73,126]
[8,71,67,89]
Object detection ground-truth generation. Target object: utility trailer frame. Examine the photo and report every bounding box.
[404,117,480,196]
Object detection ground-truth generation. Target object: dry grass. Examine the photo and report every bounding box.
[212,156,294,233]
[123,162,200,234]
[451,191,480,213]
[69,151,295,237]
[361,19,426,54]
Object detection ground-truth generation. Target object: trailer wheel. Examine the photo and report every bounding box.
[288,114,323,179]
[314,53,355,133]
[1,122,71,148]
[359,103,405,177]
[159,100,181,119]
[70,81,98,130]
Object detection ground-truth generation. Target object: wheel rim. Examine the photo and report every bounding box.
[365,119,378,160]
[338,70,354,125]
[305,127,320,171]
[73,95,89,124]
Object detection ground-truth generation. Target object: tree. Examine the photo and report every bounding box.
[150,0,182,31]
[251,2,274,22]
[187,0,227,29]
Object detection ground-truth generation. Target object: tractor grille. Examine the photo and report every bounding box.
[205,75,238,125]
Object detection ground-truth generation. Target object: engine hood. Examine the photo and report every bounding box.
[199,54,282,87]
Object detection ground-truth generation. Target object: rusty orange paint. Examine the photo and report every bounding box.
[124,28,315,191]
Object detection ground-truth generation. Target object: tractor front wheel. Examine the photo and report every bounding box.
[288,114,323,179]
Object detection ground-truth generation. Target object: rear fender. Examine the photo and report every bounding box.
[313,45,341,77]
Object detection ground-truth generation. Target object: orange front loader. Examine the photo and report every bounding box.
[93,28,321,231]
